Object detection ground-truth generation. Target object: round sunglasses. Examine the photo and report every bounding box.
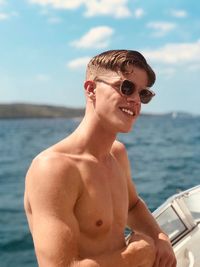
[95,78,155,104]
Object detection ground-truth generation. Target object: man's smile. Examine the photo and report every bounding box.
[119,107,136,116]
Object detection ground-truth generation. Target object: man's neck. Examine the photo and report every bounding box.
[71,113,117,160]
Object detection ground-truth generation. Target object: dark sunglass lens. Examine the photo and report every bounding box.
[139,89,153,104]
[121,80,134,96]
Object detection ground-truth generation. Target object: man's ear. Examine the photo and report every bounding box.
[84,80,96,93]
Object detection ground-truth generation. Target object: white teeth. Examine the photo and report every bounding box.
[121,108,134,116]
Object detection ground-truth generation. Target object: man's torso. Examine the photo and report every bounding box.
[25,140,130,258]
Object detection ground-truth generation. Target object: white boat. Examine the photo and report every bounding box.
[153,185,200,267]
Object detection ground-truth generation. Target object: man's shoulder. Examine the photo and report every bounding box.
[25,150,82,193]
[25,151,83,219]
[32,150,78,174]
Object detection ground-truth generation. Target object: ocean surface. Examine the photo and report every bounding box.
[0,115,200,267]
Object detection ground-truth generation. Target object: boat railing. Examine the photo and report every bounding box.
[153,185,200,245]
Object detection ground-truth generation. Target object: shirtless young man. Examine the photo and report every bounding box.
[24,50,176,267]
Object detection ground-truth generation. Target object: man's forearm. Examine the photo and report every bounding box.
[71,249,127,267]
[70,236,155,267]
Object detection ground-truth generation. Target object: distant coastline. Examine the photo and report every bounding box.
[0,103,85,119]
[0,103,194,119]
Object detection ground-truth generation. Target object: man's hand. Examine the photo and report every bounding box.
[125,232,156,267]
[153,233,177,267]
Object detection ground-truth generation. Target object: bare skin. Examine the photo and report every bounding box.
[24,66,176,267]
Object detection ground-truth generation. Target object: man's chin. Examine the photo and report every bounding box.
[118,124,134,133]
[123,116,139,132]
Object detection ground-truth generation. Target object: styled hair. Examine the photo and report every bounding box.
[86,49,156,87]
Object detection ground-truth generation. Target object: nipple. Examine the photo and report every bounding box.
[96,219,103,227]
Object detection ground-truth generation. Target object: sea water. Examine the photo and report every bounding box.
[0,115,200,267]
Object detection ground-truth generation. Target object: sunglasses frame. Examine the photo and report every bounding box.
[94,78,155,104]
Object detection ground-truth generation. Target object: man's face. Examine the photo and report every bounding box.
[93,66,149,133]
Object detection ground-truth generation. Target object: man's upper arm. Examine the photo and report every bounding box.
[25,155,82,267]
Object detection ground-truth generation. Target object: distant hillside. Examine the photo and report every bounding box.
[0,103,194,119]
[0,103,85,119]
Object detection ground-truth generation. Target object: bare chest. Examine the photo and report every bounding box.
[74,159,129,238]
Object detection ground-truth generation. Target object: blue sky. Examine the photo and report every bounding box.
[0,0,200,114]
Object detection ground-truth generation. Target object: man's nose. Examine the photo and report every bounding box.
[126,90,141,103]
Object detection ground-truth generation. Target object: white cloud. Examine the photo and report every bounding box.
[29,0,86,9]
[147,21,176,37]
[70,26,114,49]
[29,0,131,18]
[143,40,200,64]
[170,9,188,18]
[84,0,131,18]
[67,57,91,70]
[0,12,9,20]
[134,8,144,19]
